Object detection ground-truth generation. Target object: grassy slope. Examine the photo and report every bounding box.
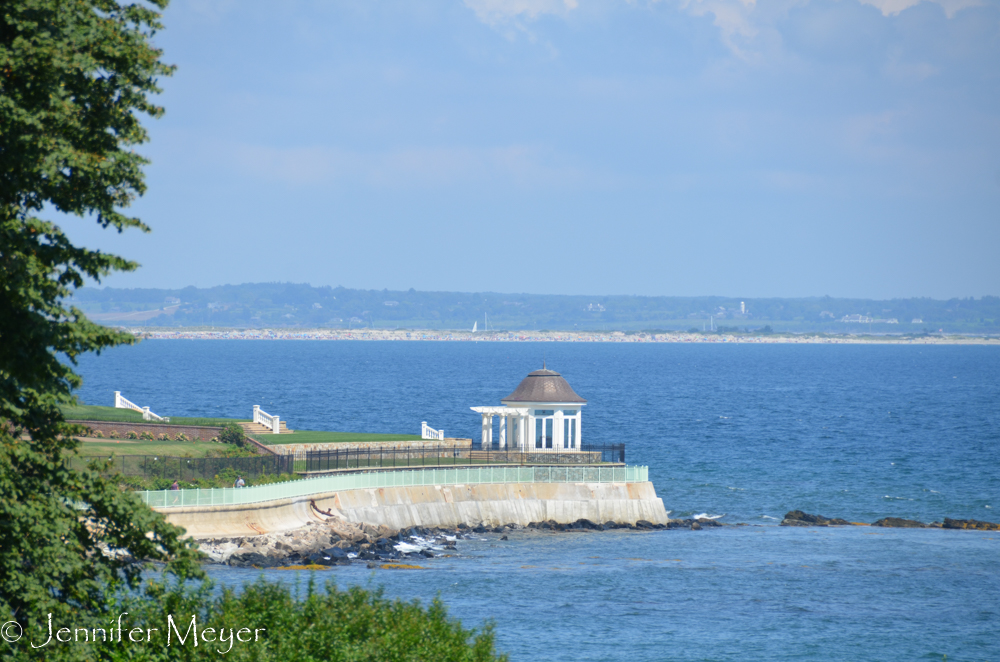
[64,406,421,445]
[74,438,227,457]
[61,404,247,427]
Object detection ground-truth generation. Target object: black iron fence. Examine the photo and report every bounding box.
[303,443,625,473]
[67,454,296,481]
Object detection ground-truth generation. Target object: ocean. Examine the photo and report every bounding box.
[74,341,1000,661]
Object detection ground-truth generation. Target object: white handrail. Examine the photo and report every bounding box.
[421,421,444,441]
[253,405,281,434]
[114,391,169,422]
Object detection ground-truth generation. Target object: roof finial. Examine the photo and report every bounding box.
[543,357,546,370]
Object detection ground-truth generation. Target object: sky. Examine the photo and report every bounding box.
[65,0,1000,299]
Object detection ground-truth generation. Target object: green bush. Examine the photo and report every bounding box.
[126,430,139,440]
[140,431,154,440]
[219,422,246,448]
[81,578,504,662]
[175,432,190,442]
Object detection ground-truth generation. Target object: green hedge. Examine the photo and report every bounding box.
[5,578,506,661]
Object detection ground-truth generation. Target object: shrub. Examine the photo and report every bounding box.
[72,578,507,662]
[93,429,104,439]
[140,431,154,441]
[157,433,169,441]
[175,432,190,442]
[108,429,120,439]
[219,422,246,448]
[126,430,139,440]
[209,436,219,443]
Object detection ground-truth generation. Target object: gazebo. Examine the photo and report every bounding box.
[471,366,587,452]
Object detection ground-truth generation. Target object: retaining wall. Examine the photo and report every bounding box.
[68,420,222,442]
[267,437,473,459]
[160,481,670,538]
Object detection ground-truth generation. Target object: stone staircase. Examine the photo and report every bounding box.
[238,421,292,435]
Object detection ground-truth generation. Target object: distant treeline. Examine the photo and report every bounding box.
[72,284,1000,333]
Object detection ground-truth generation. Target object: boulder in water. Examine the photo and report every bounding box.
[871,517,925,528]
[942,518,1000,531]
[781,510,852,526]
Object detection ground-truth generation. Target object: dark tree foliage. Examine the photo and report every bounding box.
[218,422,246,447]
[0,0,202,643]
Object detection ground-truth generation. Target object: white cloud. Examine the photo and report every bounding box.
[858,0,983,17]
[463,0,580,24]
[462,0,986,56]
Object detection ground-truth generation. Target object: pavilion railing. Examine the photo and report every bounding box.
[302,442,625,473]
[140,464,650,509]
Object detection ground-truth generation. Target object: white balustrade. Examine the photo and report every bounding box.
[421,421,444,441]
[253,405,281,434]
[115,391,169,422]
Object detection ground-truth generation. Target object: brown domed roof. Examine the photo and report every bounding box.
[501,368,587,404]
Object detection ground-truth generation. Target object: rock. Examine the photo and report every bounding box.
[780,519,812,527]
[780,510,852,527]
[228,552,281,568]
[690,521,702,530]
[322,547,349,560]
[871,517,926,528]
[693,518,722,527]
[500,535,508,541]
[942,518,1000,531]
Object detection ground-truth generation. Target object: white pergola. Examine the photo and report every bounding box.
[470,406,529,450]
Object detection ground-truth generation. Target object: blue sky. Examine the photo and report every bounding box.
[68,0,999,298]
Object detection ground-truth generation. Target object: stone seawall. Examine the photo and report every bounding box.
[159,481,670,538]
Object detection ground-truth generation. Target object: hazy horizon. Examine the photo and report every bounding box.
[61,0,999,300]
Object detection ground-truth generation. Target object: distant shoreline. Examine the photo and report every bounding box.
[125,328,1000,345]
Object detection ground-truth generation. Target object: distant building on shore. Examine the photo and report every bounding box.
[472,366,586,452]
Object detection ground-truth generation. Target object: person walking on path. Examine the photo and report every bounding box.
[235,476,245,488]
[170,480,179,490]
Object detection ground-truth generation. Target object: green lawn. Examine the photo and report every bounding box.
[61,404,248,427]
[256,430,423,445]
[62,405,421,446]
[74,438,227,458]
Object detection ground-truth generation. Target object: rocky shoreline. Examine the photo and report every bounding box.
[198,517,672,568]
[195,512,1000,569]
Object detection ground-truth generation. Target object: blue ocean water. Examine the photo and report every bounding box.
[74,341,1000,661]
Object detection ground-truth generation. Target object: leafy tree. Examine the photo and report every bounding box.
[218,421,246,447]
[0,0,202,644]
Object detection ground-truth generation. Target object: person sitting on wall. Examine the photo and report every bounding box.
[235,476,245,488]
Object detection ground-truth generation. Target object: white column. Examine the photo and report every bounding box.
[273,415,280,434]
[487,415,493,446]
[576,413,582,446]
[499,416,507,449]
[554,411,564,450]
[253,405,260,424]
[481,414,489,449]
